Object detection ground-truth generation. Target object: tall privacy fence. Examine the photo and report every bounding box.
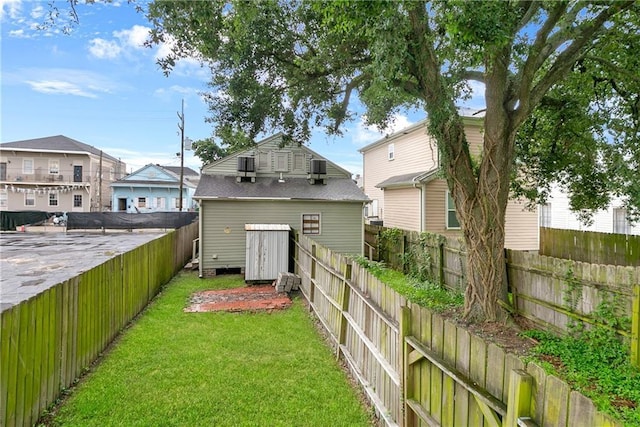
[540,227,640,266]
[293,233,625,426]
[365,225,640,368]
[0,221,198,427]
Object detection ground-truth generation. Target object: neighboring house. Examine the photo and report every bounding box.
[194,133,368,277]
[110,164,199,213]
[359,118,539,250]
[540,184,640,235]
[0,135,126,212]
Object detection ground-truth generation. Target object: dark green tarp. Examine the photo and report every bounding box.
[0,211,53,231]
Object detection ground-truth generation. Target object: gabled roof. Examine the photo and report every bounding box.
[375,168,440,189]
[195,175,369,202]
[0,135,120,163]
[111,163,197,188]
[358,116,483,153]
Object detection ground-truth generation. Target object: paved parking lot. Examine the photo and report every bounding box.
[0,230,166,312]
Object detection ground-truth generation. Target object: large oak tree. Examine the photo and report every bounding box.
[141,0,639,322]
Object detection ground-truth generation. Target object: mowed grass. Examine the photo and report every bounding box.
[45,272,374,427]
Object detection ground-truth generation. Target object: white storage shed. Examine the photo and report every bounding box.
[244,224,291,282]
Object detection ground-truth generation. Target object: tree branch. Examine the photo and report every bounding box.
[514,1,634,127]
[516,0,541,32]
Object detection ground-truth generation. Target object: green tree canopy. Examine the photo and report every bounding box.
[143,0,638,322]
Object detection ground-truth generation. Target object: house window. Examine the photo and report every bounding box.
[25,192,35,207]
[274,152,289,172]
[74,194,82,208]
[302,213,321,235]
[156,197,165,209]
[49,159,60,174]
[49,192,58,206]
[540,203,552,227]
[446,191,460,229]
[138,197,146,208]
[293,153,305,171]
[388,143,395,161]
[0,190,7,207]
[613,208,630,234]
[23,159,34,174]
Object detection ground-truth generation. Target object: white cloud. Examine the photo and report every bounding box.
[113,24,149,49]
[26,80,98,98]
[0,0,22,21]
[349,113,415,148]
[30,4,43,19]
[16,68,120,98]
[88,38,122,59]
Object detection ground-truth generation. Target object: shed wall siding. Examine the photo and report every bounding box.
[380,187,421,231]
[200,200,363,270]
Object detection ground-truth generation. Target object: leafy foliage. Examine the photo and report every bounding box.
[353,255,463,312]
[522,295,638,425]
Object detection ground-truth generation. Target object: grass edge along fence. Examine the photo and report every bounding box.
[0,221,198,427]
[365,224,640,370]
[293,232,629,426]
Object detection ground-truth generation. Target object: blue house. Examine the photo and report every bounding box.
[110,164,199,212]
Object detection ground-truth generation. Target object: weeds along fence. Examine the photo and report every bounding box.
[365,225,640,368]
[540,227,640,266]
[0,221,198,427]
[293,233,624,426]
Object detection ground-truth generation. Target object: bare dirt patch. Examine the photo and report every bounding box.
[184,284,292,313]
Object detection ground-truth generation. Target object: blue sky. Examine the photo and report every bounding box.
[1,0,484,177]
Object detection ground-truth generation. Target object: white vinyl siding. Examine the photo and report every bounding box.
[504,199,539,250]
[613,208,630,234]
[540,203,552,227]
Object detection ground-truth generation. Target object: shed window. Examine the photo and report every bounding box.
[302,213,321,235]
[446,191,460,229]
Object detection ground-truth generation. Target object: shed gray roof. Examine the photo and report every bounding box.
[1,135,120,163]
[375,168,440,189]
[195,175,369,202]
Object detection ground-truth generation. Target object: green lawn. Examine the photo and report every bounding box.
[43,273,374,426]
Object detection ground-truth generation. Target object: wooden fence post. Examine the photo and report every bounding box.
[400,305,413,427]
[438,241,445,286]
[336,262,352,360]
[505,369,533,427]
[309,244,316,311]
[632,284,640,368]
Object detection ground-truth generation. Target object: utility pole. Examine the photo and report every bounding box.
[177,99,185,211]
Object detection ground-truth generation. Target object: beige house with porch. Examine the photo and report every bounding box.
[359,117,539,250]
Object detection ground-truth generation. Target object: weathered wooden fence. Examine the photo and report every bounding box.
[293,234,624,426]
[366,224,640,367]
[0,222,198,427]
[540,227,640,266]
